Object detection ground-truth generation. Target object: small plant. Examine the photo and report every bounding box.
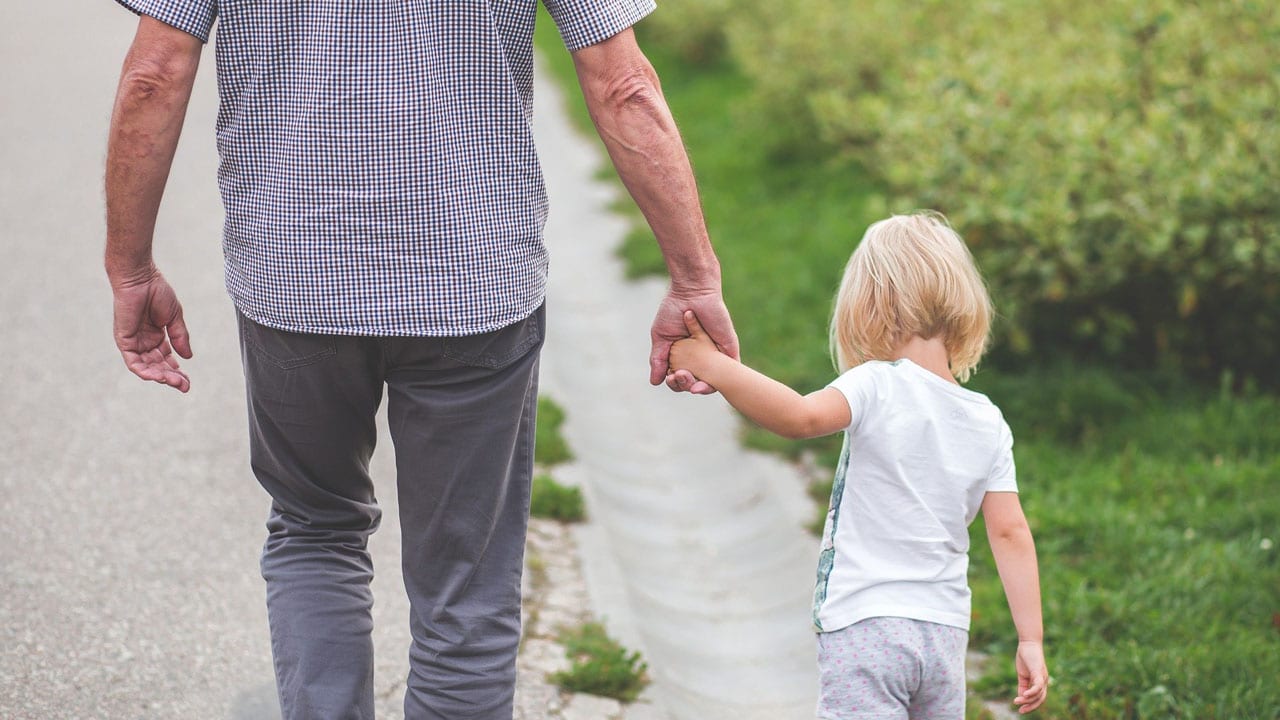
[551,622,649,702]
[535,396,573,466]
[529,475,586,522]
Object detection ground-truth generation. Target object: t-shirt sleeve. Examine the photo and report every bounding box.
[986,421,1018,493]
[826,364,878,432]
[541,0,656,52]
[113,0,218,43]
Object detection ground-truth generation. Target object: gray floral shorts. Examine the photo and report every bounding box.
[816,616,968,720]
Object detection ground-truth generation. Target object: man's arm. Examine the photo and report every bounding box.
[570,29,738,393]
[983,491,1049,714]
[105,16,203,393]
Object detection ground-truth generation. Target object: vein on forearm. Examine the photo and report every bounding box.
[584,62,719,288]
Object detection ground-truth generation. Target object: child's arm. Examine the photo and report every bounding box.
[668,311,850,439]
[982,491,1049,714]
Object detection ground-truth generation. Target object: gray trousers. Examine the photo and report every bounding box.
[237,305,544,720]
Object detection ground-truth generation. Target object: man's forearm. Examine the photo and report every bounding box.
[573,31,720,290]
[105,19,201,285]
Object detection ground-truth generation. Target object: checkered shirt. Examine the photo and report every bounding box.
[114,0,655,336]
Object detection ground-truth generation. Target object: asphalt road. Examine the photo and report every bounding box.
[0,4,409,718]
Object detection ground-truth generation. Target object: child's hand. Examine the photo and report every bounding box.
[668,310,722,380]
[1013,641,1048,713]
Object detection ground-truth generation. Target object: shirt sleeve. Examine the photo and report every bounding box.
[826,364,878,432]
[113,0,218,43]
[986,421,1018,493]
[541,0,656,52]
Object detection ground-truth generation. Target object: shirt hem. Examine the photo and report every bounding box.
[230,294,546,338]
[817,604,970,633]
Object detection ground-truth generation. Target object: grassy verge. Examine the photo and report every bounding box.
[530,474,586,522]
[533,395,584,521]
[534,16,1280,719]
[551,622,650,702]
[535,395,574,467]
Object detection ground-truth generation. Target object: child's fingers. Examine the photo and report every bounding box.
[682,310,708,339]
[1014,675,1048,713]
[1015,689,1046,713]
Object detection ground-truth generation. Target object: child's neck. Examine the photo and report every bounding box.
[895,335,958,385]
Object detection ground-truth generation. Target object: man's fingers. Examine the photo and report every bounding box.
[126,356,191,393]
[650,341,672,386]
[665,371,689,392]
[688,379,717,395]
[168,311,193,359]
[717,331,741,361]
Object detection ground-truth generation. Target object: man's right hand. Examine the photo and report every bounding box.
[111,269,193,393]
[104,16,202,394]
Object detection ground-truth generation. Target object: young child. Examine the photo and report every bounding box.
[668,212,1048,718]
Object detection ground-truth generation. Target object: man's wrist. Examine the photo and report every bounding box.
[105,255,158,289]
[667,266,722,297]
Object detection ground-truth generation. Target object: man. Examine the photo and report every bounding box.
[104,1,737,718]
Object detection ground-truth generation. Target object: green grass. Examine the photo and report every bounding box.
[530,474,586,523]
[551,622,650,702]
[535,395,573,467]
[535,18,1280,720]
[969,443,1280,718]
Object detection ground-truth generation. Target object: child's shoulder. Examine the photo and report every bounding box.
[833,360,1005,412]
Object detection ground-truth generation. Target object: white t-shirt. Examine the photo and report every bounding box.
[812,359,1017,633]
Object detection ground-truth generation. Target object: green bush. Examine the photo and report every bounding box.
[731,0,1280,381]
[551,622,649,702]
[530,474,586,522]
[535,396,573,467]
[636,0,733,65]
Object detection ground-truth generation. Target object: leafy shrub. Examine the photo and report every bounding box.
[727,0,940,153]
[636,0,733,65]
[535,396,573,466]
[530,474,586,522]
[551,622,649,702]
[731,0,1280,381]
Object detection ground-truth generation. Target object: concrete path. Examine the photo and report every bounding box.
[1,3,818,718]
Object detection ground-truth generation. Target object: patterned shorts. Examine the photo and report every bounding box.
[816,616,968,720]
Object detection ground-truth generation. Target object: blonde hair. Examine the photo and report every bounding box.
[829,211,992,382]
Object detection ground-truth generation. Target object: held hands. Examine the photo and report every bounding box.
[1013,641,1049,713]
[650,288,738,394]
[110,268,193,393]
[667,310,723,384]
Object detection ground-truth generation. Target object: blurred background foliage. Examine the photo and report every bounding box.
[646,0,1280,383]
[536,1,1279,717]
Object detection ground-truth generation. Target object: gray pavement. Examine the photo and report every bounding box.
[2,4,282,718]
[2,4,820,719]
